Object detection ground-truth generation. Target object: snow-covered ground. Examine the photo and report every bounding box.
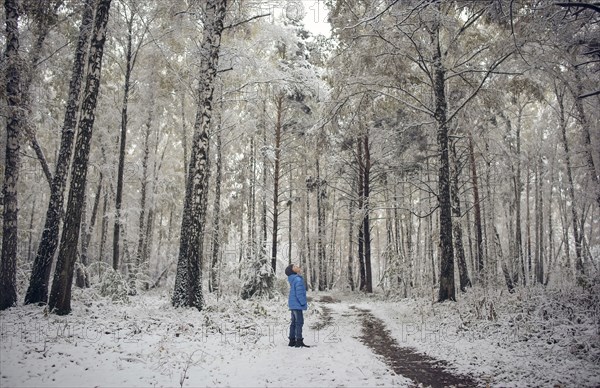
[0,288,408,387]
[354,286,600,387]
[1,285,598,387]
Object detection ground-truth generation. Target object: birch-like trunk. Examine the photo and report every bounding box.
[0,0,24,311]
[25,0,95,306]
[48,0,113,315]
[433,21,455,302]
[172,0,227,310]
[209,107,223,293]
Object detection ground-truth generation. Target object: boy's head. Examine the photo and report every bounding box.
[285,264,302,276]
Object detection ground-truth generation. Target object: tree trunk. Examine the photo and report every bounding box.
[556,85,585,279]
[27,199,37,262]
[347,185,355,291]
[572,67,600,211]
[288,185,293,266]
[98,186,109,275]
[526,166,532,281]
[209,107,223,293]
[515,109,526,285]
[76,175,101,289]
[136,99,153,292]
[271,94,283,277]
[406,183,415,290]
[172,0,227,310]
[535,143,544,285]
[433,21,455,302]
[181,93,189,186]
[316,158,327,291]
[496,226,515,293]
[48,0,113,315]
[113,15,135,272]
[0,0,24,311]
[362,133,373,293]
[21,1,63,190]
[25,0,95,306]
[357,137,366,291]
[305,173,313,289]
[468,135,484,283]
[76,190,89,289]
[81,174,102,274]
[247,135,256,263]
[451,141,471,292]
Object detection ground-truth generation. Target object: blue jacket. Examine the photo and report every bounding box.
[288,274,308,310]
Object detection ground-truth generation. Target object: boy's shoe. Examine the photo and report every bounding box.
[288,338,296,347]
[295,338,310,348]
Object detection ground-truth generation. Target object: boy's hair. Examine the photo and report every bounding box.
[285,264,295,276]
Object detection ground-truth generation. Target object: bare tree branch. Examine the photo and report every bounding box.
[224,13,270,30]
[579,89,600,99]
[555,2,600,13]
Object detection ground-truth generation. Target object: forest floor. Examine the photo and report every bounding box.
[1,285,599,387]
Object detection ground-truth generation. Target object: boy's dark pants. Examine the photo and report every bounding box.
[289,309,304,339]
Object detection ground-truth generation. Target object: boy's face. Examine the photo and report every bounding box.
[293,265,302,274]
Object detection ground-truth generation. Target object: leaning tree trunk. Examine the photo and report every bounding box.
[172,0,227,310]
[48,0,113,315]
[25,0,95,306]
[21,1,63,189]
[433,21,455,302]
[0,0,24,311]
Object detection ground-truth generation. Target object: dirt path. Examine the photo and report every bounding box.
[312,296,480,387]
[352,306,480,388]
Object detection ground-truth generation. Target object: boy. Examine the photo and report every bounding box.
[285,264,310,348]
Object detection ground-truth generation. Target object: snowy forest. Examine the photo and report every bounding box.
[1,0,599,387]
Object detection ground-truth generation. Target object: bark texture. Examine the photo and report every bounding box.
[0,0,24,311]
[48,0,112,315]
[25,0,95,305]
[172,0,227,310]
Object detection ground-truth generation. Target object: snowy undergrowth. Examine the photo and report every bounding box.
[354,282,600,387]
